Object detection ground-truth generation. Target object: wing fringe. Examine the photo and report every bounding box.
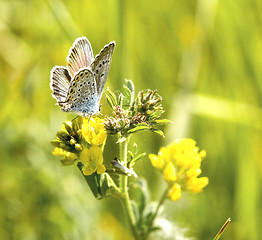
[67,37,94,77]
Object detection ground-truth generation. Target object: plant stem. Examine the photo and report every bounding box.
[144,187,169,240]
[119,135,139,240]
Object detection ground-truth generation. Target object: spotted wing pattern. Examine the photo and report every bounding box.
[50,66,71,106]
[63,68,99,116]
[67,37,94,77]
[90,41,115,101]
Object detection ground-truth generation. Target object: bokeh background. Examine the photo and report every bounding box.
[0,0,261,239]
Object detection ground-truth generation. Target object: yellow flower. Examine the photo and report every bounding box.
[149,138,208,201]
[149,153,165,169]
[52,147,78,166]
[82,117,107,146]
[168,183,181,201]
[80,146,106,175]
[186,177,209,193]
[186,167,202,178]
[163,162,177,182]
[52,147,65,157]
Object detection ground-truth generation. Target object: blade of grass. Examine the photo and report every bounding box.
[213,218,231,240]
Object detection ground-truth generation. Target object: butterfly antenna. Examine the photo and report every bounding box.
[88,116,91,129]
[71,115,79,121]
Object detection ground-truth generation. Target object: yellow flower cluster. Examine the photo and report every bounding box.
[149,138,208,201]
[80,117,107,175]
[52,117,107,176]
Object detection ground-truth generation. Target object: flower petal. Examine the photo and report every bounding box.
[163,162,177,182]
[97,164,106,174]
[168,183,181,201]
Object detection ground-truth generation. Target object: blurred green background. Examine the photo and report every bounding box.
[0,0,261,239]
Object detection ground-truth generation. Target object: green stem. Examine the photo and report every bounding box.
[119,135,139,240]
[144,187,169,240]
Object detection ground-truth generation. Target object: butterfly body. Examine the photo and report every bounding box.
[50,37,115,117]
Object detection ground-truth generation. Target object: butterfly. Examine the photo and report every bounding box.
[50,37,115,117]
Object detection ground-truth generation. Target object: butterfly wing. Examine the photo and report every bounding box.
[90,41,115,101]
[50,37,115,117]
[64,68,99,116]
[67,37,94,77]
[50,66,71,106]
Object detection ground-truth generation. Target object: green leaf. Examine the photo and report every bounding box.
[148,226,162,233]
[100,173,115,198]
[149,110,164,119]
[123,79,135,107]
[77,163,103,199]
[132,143,138,155]
[106,89,117,110]
[125,79,135,94]
[122,85,132,107]
[117,93,124,106]
[131,152,146,163]
[143,202,158,223]
[106,96,115,110]
[128,150,134,159]
[133,178,150,215]
[150,128,165,137]
[131,200,140,223]
[127,122,149,134]
[154,119,173,124]
[86,174,103,199]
